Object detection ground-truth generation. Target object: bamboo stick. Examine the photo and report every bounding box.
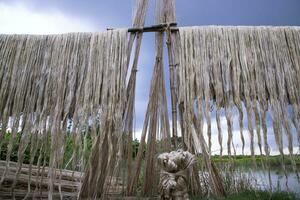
[127,22,177,33]
[125,0,150,196]
[166,26,178,148]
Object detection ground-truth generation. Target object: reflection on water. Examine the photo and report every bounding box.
[238,167,300,196]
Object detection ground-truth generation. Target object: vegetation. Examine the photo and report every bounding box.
[192,190,299,200]
[2,132,298,169]
[198,155,300,168]
[0,132,141,166]
[1,133,299,199]
[0,132,91,167]
[0,132,41,164]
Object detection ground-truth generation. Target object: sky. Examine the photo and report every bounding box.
[0,0,300,155]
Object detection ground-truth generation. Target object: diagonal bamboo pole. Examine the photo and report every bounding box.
[124,0,149,195]
[125,32,143,195]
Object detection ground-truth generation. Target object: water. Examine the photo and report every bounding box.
[238,167,300,196]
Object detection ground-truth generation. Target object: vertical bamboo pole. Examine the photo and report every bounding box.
[166,27,178,148]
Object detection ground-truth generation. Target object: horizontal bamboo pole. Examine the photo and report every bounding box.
[107,23,178,33]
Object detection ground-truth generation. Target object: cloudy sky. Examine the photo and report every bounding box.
[1,0,300,155]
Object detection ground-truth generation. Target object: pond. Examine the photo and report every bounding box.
[238,167,300,196]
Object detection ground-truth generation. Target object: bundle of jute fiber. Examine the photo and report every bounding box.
[0,29,128,199]
[177,26,300,187]
[158,149,196,200]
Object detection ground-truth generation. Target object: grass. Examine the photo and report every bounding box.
[195,155,300,200]
[192,190,300,200]
[198,155,300,168]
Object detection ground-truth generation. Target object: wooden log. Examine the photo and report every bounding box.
[0,160,124,198]
[0,161,83,180]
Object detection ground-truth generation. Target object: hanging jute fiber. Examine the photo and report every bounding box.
[0,29,128,199]
[176,26,300,189]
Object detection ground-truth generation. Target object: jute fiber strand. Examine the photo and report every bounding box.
[177,26,300,186]
[0,29,128,199]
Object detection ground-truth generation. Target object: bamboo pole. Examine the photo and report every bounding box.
[127,22,177,33]
[107,23,178,33]
[125,32,142,195]
[124,0,150,195]
[192,114,226,197]
[166,25,178,148]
